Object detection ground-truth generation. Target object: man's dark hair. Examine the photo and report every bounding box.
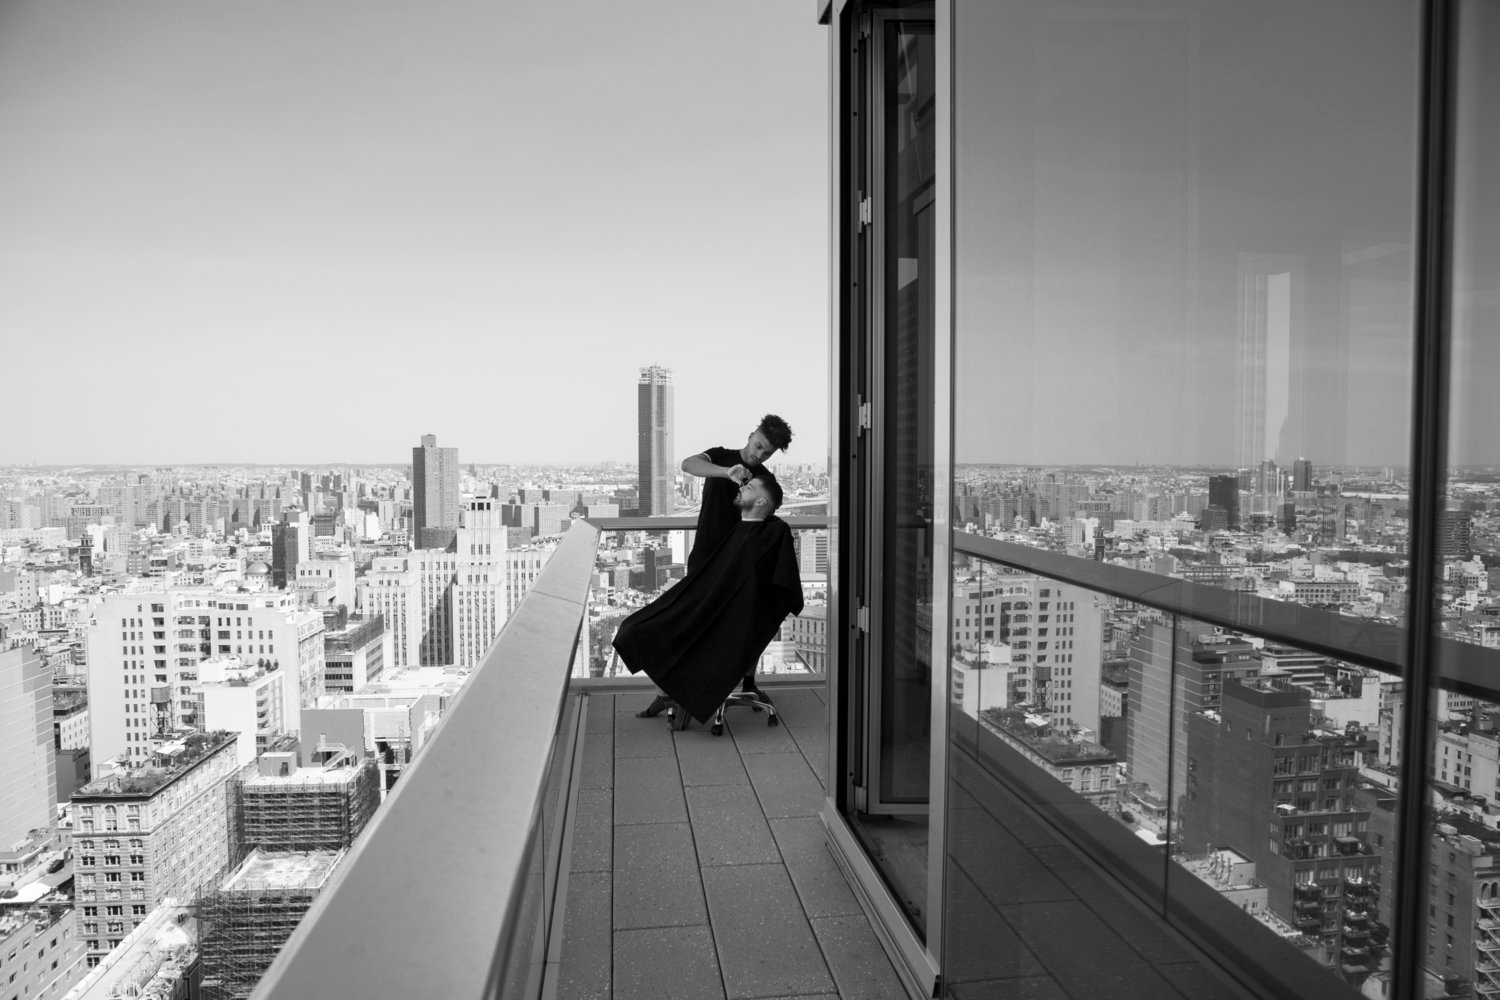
[758,414,793,452]
[753,471,784,511]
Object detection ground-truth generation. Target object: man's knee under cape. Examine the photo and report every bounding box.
[612,516,804,723]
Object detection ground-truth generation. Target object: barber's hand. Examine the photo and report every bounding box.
[726,464,751,485]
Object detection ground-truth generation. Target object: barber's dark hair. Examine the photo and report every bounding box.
[758,414,793,452]
[753,470,785,511]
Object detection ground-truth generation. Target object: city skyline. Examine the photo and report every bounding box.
[0,0,827,467]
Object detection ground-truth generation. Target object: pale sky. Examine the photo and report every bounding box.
[0,0,828,468]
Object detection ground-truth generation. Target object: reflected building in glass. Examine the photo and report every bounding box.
[817,0,1500,997]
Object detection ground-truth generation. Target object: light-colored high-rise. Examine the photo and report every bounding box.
[503,544,554,617]
[0,643,55,851]
[950,573,1104,736]
[85,591,322,774]
[358,558,421,669]
[357,497,514,670]
[193,656,298,767]
[636,365,675,516]
[450,497,508,669]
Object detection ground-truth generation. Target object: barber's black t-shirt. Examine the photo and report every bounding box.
[687,445,764,575]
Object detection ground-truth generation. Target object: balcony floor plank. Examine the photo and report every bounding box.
[612,821,707,930]
[557,689,907,1000]
[612,925,725,1000]
[702,863,837,999]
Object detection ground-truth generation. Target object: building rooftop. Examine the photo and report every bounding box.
[242,764,364,788]
[223,850,344,893]
[60,902,196,1000]
[325,615,384,651]
[73,731,236,799]
[981,708,1118,765]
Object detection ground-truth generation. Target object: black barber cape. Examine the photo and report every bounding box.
[613,516,803,723]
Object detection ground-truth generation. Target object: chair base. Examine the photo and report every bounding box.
[710,689,777,737]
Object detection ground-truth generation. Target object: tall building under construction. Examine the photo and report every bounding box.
[235,750,380,852]
[197,751,380,998]
[198,850,345,1000]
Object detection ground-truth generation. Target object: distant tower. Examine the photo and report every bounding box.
[271,509,309,589]
[1208,474,1241,530]
[1259,459,1279,498]
[1292,457,1313,492]
[412,434,459,550]
[637,366,675,516]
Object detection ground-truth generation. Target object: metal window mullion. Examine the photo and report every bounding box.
[1391,1,1458,997]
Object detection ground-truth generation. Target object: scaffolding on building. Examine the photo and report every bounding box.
[232,756,380,855]
[197,850,345,1000]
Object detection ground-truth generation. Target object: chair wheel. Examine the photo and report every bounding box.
[711,723,723,737]
[768,715,779,727]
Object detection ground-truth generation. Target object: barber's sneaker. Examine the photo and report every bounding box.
[636,694,671,719]
[669,703,692,731]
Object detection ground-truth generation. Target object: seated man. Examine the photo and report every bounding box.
[613,471,803,728]
[644,412,791,715]
[680,413,793,576]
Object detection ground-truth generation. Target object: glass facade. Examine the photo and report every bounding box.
[827,0,1500,997]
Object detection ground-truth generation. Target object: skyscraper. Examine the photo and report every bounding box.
[271,509,309,589]
[357,499,516,670]
[637,365,675,516]
[411,434,459,550]
[1292,457,1313,492]
[1208,474,1241,530]
[0,644,54,852]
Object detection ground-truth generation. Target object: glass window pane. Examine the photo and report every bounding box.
[953,0,1418,629]
[878,17,936,805]
[1432,4,1500,999]
[848,14,937,940]
[951,0,1420,992]
[945,553,1383,995]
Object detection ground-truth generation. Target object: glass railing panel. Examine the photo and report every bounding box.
[1163,625,1386,999]
[946,548,1390,996]
[494,691,582,999]
[254,522,599,1000]
[944,553,1175,991]
[949,0,1424,987]
[582,520,829,681]
[1429,5,1500,998]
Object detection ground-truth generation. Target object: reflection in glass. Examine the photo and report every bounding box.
[946,555,1385,995]
[1171,627,1388,996]
[1431,4,1500,1000]
[877,17,936,805]
[947,4,1420,983]
[951,0,1418,624]
[847,13,936,940]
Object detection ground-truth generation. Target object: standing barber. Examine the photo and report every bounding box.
[635,413,793,719]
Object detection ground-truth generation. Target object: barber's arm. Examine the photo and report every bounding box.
[682,453,751,484]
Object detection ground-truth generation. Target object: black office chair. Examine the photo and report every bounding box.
[706,684,777,737]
